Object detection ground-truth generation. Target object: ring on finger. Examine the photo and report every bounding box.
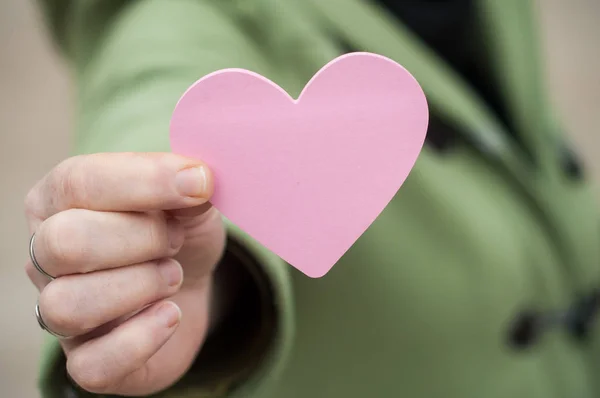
[29,233,55,280]
[35,301,72,340]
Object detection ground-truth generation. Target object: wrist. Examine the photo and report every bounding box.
[208,239,253,334]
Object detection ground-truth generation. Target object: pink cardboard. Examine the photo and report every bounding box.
[170,52,428,277]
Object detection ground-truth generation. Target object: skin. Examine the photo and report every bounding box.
[24,152,227,396]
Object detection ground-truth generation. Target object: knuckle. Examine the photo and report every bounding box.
[130,261,164,299]
[39,281,79,332]
[147,216,170,255]
[24,179,50,222]
[67,353,113,394]
[58,158,85,205]
[54,156,96,207]
[128,336,149,363]
[126,330,160,369]
[43,212,84,267]
[146,162,172,207]
[23,188,39,218]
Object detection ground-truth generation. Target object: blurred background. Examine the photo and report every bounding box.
[0,1,598,397]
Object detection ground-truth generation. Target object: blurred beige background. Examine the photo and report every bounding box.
[0,1,598,397]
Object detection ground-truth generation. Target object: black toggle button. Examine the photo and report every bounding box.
[508,289,600,349]
[559,143,585,180]
[567,290,600,341]
[508,311,543,349]
[424,114,461,154]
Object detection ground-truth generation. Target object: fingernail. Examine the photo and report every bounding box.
[175,166,208,199]
[157,259,183,287]
[166,218,185,250]
[156,301,182,328]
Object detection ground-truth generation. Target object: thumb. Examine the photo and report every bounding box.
[171,206,226,285]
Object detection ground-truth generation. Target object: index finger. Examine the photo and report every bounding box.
[25,153,213,221]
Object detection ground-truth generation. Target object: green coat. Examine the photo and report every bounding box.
[37,0,600,397]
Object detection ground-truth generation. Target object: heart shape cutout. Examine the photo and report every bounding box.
[170,52,428,277]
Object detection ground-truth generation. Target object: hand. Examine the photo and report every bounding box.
[24,153,226,395]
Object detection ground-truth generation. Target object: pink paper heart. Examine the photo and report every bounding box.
[170,52,428,277]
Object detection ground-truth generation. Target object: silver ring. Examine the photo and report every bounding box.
[35,302,72,339]
[29,233,55,280]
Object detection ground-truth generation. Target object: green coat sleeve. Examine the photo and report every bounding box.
[36,1,294,397]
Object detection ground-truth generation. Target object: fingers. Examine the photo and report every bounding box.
[167,202,213,219]
[32,209,185,277]
[66,301,181,395]
[37,259,183,338]
[25,153,214,221]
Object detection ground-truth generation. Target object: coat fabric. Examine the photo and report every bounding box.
[36,1,600,397]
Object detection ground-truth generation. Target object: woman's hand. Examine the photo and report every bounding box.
[24,152,227,396]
